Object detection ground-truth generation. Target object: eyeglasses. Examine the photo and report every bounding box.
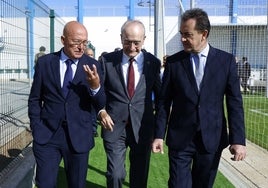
[123,40,142,46]
[69,40,90,47]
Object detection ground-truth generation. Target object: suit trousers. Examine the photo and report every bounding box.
[103,124,151,188]
[33,122,89,188]
[168,131,223,188]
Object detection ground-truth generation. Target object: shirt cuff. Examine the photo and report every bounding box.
[90,86,100,96]
[97,109,106,116]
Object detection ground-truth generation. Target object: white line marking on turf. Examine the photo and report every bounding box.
[250,109,268,116]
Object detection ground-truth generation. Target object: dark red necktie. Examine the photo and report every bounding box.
[127,58,135,98]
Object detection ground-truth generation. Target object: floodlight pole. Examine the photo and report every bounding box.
[190,0,195,8]
[154,0,165,60]
[77,0,84,23]
[129,0,135,20]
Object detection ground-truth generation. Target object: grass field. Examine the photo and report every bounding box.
[242,93,268,150]
[58,128,234,188]
[56,92,268,187]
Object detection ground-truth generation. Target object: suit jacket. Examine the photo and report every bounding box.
[155,45,246,152]
[28,49,106,153]
[101,50,161,143]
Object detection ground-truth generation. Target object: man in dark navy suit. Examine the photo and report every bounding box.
[28,21,105,188]
[152,8,246,188]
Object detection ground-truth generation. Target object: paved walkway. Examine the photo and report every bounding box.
[219,140,268,188]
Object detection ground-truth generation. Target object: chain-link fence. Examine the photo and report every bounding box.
[0,0,65,177]
[0,0,267,185]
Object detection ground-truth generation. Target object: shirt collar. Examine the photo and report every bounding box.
[122,51,144,65]
[198,43,209,57]
[60,50,79,65]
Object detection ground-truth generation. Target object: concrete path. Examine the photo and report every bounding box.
[219,140,268,188]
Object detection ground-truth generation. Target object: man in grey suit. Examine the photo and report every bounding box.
[152,8,246,188]
[99,20,161,188]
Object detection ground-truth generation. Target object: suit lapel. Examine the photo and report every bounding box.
[135,52,149,92]
[52,52,86,99]
[72,59,83,85]
[50,53,63,96]
[182,54,199,94]
[113,53,128,96]
[199,46,216,91]
[133,52,154,100]
[116,63,125,88]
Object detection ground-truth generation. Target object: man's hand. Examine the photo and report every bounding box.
[83,64,100,89]
[99,110,114,131]
[229,144,246,161]
[152,139,164,154]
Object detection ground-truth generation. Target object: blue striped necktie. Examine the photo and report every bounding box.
[192,54,204,90]
[62,59,73,97]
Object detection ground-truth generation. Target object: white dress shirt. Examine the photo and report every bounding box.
[60,51,78,87]
[191,44,210,76]
[60,50,99,95]
[122,52,144,89]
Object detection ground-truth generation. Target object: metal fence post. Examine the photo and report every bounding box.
[50,10,55,53]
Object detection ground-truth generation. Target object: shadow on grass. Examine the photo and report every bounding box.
[87,164,130,187]
[123,181,130,187]
[57,166,106,188]
[88,164,106,176]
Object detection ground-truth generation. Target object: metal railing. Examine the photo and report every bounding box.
[0,0,65,175]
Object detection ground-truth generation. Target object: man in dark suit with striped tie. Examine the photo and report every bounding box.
[152,8,246,188]
[28,21,105,188]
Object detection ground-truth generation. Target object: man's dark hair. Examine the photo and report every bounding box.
[181,8,211,37]
[39,46,46,52]
[242,57,247,61]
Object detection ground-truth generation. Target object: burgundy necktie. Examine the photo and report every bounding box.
[127,58,135,98]
[62,59,73,97]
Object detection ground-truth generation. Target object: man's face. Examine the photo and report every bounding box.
[179,19,207,53]
[61,27,89,59]
[121,24,145,58]
[85,49,94,58]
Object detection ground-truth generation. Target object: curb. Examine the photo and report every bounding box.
[219,140,268,188]
[0,147,35,188]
